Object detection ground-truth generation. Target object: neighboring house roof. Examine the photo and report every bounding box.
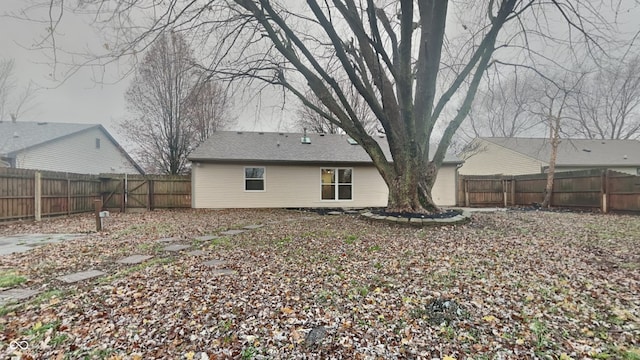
[189,131,463,164]
[0,121,144,174]
[479,137,640,166]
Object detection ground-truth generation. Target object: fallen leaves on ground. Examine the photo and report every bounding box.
[0,208,638,359]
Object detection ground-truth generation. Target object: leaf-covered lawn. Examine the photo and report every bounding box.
[1,209,638,359]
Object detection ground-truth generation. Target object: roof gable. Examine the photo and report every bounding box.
[189,131,462,164]
[0,121,144,174]
[481,137,640,166]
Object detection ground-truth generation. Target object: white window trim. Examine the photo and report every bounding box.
[244,166,266,192]
[320,167,354,201]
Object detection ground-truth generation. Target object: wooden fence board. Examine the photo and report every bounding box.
[0,168,192,222]
[458,169,640,213]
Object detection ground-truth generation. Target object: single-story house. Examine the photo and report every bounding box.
[189,131,463,208]
[459,137,640,176]
[0,121,144,174]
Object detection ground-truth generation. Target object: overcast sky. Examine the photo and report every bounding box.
[2,1,639,150]
[0,0,294,149]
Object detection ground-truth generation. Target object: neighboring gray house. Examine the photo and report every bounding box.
[189,131,463,208]
[459,137,640,176]
[0,121,144,174]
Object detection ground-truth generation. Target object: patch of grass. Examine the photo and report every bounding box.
[276,236,292,247]
[51,333,70,347]
[315,290,334,305]
[219,319,233,332]
[530,319,552,355]
[65,348,117,360]
[137,243,163,253]
[592,346,640,360]
[301,229,332,238]
[440,325,456,340]
[0,271,27,288]
[368,244,381,252]
[24,320,61,342]
[210,236,232,249]
[100,257,174,283]
[31,289,67,306]
[241,345,257,359]
[113,223,153,238]
[345,234,358,244]
[0,303,18,317]
[348,284,369,299]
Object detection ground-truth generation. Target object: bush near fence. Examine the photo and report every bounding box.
[0,168,191,222]
[457,169,640,213]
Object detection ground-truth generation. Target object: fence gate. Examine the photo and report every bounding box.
[100,174,191,212]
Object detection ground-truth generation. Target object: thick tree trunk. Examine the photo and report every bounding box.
[383,155,440,214]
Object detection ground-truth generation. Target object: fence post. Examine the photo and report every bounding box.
[502,178,508,208]
[95,198,103,231]
[148,179,155,211]
[601,170,608,213]
[67,177,71,215]
[511,178,516,206]
[121,176,126,213]
[464,179,469,207]
[34,171,42,221]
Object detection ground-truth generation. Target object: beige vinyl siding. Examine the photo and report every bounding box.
[14,127,140,174]
[432,165,457,206]
[459,140,544,175]
[193,163,388,208]
[193,162,458,208]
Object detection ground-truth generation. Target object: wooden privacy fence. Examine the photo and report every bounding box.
[101,174,191,211]
[0,168,191,222]
[458,169,640,213]
[0,168,101,221]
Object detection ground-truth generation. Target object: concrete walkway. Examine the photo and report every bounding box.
[0,233,86,256]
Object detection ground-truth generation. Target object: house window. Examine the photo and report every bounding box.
[245,167,265,191]
[95,138,101,149]
[637,168,640,176]
[321,168,352,200]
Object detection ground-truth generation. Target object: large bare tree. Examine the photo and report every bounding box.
[188,75,235,143]
[121,32,231,174]
[27,0,635,212]
[567,57,640,140]
[460,71,547,142]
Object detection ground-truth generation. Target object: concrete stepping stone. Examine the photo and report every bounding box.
[187,250,206,256]
[116,255,153,264]
[163,244,191,252]
[156,237,179,243]
[211,269,236,276]
[57,270,106,284]
[194,235,219,241]
[243,225,263,230]
[0,288,41,304]
[220,229,245,236]
[0,245,32,256]
[203,259,227,267]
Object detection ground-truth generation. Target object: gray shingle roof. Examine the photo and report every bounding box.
[0,121,96,155]
[189,131,462,164]
[481,137,640,166]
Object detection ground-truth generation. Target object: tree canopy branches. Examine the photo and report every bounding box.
[25,0,639,211]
